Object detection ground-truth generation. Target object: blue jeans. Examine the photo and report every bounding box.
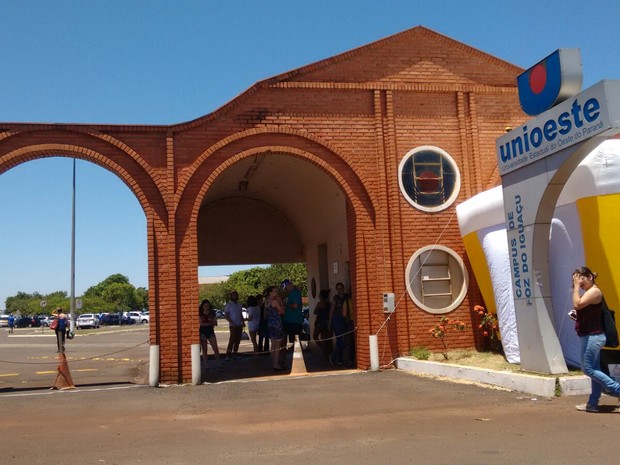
[580,333,620,406]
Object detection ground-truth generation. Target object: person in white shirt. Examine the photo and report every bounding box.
[246,294,261,354]
[224,291,245,360]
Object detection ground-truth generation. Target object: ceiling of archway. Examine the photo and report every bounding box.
[198,152,346,266]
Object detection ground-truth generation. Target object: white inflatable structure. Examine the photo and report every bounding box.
[457,139,620,367]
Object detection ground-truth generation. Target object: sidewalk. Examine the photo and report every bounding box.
[396,357,590,397]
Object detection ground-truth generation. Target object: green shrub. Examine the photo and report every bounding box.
[409,346,431,360]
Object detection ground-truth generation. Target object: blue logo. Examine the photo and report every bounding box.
[517,49,582,116]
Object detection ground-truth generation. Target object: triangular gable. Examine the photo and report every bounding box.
[176,26,523,129]
[263,26,522,88]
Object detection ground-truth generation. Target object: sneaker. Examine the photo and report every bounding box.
[575,403,599,413]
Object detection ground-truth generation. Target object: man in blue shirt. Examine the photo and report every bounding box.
[282,279,303,344]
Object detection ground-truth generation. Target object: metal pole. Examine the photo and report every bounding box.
[70,158,76,332]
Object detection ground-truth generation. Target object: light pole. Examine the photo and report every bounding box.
[69,158,76,332]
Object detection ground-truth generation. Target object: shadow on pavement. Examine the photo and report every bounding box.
[201,340,355,383]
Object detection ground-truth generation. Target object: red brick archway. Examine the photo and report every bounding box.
[0,27,529,383]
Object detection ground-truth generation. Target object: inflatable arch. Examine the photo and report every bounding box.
[457,139,620,368]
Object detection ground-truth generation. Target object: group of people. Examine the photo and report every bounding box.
[197,279,355,371]
[313,282,355,366]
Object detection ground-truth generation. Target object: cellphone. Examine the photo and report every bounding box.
[568,310,577,321]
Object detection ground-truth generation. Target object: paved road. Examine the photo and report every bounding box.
[0,325,345,390]
[1,368,619,465]
[0,325,150,390]
[3,327,620,465]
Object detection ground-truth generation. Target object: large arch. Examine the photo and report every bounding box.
[0,129,183,380]
[172,130,384,378]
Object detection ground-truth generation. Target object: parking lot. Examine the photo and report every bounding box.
[0,325,150,391]
[0,323,349,391]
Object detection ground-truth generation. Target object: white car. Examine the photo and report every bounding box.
[76,313,100,329]
[128,311,149,324]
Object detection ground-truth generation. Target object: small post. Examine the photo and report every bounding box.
[191,343,201,385]
[369,335,379,372]
[149,344,160,387]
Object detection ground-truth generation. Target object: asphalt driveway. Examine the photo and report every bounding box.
[1,368,619,465]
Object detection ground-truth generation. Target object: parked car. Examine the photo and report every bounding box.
[76,313,100,329]
[127,311,149,324]
[0,315,9,327]
[15,316,38,328]
[100,313,120,326]
[101,313,134,326]
[215,309,225,319]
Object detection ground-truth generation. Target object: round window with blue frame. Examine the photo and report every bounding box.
[398,146,461,212]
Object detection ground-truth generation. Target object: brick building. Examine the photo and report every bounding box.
[0,26,527,383]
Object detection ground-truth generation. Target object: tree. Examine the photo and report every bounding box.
[102,282,138,312]
[84,273,131,298]
[198,281,229,310]
[135,287,148,310]
[198,263,308,308]
[5,291,65,315]
[259,263,308,296]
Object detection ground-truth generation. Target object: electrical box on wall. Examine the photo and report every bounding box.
[383,293,395,313]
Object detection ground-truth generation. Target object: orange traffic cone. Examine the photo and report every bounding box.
[52,352,75,390]
[289,336,308,377]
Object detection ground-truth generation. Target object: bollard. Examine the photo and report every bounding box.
[149,344,160,387]
[369,334,379,372]
[191,343,201,385]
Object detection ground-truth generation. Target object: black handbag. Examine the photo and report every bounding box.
[602,298,619,348]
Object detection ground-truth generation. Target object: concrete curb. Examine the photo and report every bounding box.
[396,357,590,397]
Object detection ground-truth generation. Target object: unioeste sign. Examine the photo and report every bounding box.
[496,80,620,176]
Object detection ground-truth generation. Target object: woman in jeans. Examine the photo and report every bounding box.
[51,306,69,354]
[572,266,620,412]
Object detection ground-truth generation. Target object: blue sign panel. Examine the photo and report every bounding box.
[517,49,582,116]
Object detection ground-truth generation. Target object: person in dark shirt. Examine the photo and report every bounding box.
[313,289,332,359]
[572,266,620,412]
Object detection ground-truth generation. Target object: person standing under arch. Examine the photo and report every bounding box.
[313,289,332,359]
[282,279,303,344]
[224,291,245,361]
[265,286,285,370]
[199,299,221,369]
[330,282,354,366]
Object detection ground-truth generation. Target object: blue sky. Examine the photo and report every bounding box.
[1,1,619,308]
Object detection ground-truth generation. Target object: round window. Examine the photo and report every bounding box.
[405,245,469,314]
[398,146,461,212]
